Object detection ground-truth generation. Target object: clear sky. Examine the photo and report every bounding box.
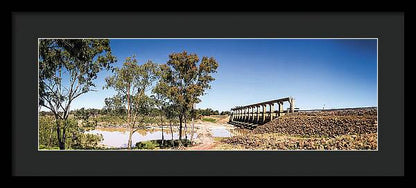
[44,39,378,112]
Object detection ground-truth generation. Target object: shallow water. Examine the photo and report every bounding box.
[210,126,233,137]
[86,125,234,148]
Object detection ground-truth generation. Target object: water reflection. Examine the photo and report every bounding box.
[86,125,235,148]
[210,127,233,137]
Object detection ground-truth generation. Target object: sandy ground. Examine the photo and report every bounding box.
[186,120,234,150]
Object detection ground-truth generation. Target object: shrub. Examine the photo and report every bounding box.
[39,115,103,150]
[202,117,216,123]
[135,139,193,149]
[136,141,158,149]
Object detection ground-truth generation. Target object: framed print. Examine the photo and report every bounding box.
[12,12,404,176]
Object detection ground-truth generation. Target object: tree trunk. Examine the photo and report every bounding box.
[160,113,164,147]
[55,120,65,150]
[49,128,53,147]
[61,127,66,149]
[126,85,132,150]
[184,115,187,141]
[170,121,174,148]
[161,125,164,147]
[127,128,133,149]
[179,115,183,141]
[191,117,194,144]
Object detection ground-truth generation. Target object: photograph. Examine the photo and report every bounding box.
[38,38,378,151]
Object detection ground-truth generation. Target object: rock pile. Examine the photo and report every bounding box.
[221,108,378,150]
[222,133,377,150]
[252,108,377,137]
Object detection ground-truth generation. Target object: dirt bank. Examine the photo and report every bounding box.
[254,107,377,137]
[221,107,378,150]
[185,122,234,150]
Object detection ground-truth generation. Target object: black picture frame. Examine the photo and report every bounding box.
[12,12,405,177]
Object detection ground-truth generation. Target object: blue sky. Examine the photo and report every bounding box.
[44,39,377,112]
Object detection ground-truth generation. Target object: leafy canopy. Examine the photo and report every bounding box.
[162,51,219,114]
[39,39,116,118]
[104,55,159,120]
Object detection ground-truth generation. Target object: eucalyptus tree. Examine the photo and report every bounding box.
[161,51,218,141]
[151,69,168,146]
[74,108,90,122]
[103,95,125,116]
[165,104,180,147]
[104,55,158,149]
[39,39,116,150]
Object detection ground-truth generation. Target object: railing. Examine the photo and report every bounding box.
[229,97,295,127]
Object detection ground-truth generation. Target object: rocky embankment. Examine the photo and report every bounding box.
[222,108,377,150]
[253,108,377,137]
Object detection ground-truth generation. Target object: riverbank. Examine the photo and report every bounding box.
[53,108,378,151]
[218,107,378,150]
[85,119,235,149]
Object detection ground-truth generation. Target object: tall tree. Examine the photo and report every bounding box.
[39,39,116,150]
[151,71,168,146]
[161,51,218,141]
[104,56,158,149]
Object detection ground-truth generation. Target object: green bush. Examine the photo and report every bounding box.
[39,116,59,148]
[202,117,216,123]
[136,141,158,149]
[135,139,193,149]
[39,115,103,150]
[39,144,60,150]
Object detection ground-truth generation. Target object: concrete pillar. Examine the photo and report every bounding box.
[269,103,272,121]
[250,107,253,123]
[279,102,283,116]
[246,107,250,123]
[290,98,295,113]
[240,109,243,122]
[262,104,266,123]
[256,106,260,123]
[248,107,252,123]
[241,109,243,121]
[243,108,247,122]
[245,107,249,122]
[247,107,250,122]
[251,107,253,123]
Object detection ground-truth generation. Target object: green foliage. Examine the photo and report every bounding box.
[220,111,230,115]
[74,108,91,121]
[39,115,59,148]
[158,51,219,139]
[202,117,216,123]
[39,115,103,150]
[39,39,116,113]
[104,56,159,123]
[135,139,193,149]
[195,108,220,116]
[104,55,159,149]
[163,51,218,109]
[70,131,103,149]
[39,39,116,149]
[135,140,158,149]
[39,145,60,150]
[95,114,126,126]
